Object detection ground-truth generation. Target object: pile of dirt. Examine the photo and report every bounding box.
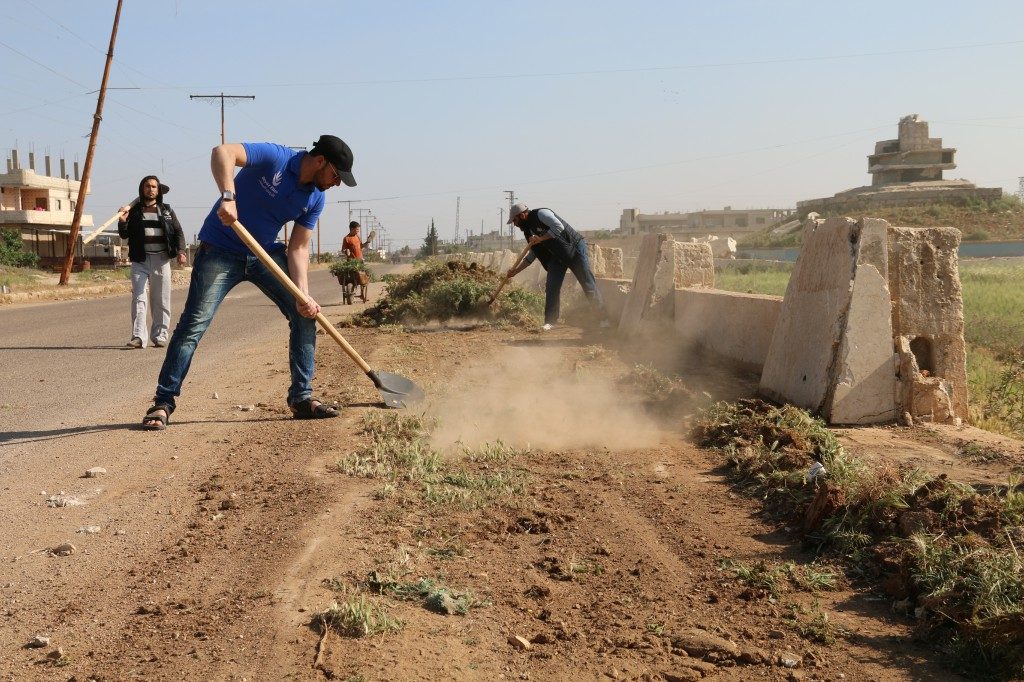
[347,260,542,328]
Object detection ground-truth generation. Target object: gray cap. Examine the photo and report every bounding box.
[507,202,529,224]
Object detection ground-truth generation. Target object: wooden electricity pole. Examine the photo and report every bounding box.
[60,0,124,285]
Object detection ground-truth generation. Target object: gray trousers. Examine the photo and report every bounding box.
[130,253,171,346]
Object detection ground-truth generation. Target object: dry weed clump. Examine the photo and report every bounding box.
[348,260,542,328]
[696,398,1024,679]
[332,412,530,512]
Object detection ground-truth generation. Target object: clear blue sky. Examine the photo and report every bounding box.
[3,0,1023,251]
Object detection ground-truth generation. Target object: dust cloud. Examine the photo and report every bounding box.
[427,346,662,452]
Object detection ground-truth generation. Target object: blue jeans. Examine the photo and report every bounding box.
[153,242,316,411]
[544,240,606,325]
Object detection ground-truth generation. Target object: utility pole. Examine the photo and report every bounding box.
[454,196,461,244]
[60,0,123,285]
[189,92,255,144]
[503,189,516,250]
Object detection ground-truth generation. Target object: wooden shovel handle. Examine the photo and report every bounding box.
[488,243,534,305]
[230,220,373,374]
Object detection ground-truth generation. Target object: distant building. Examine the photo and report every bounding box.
[798,115,1002,216]
[0,149,103,267]
[619,206,793,237]
[466,229,516,252]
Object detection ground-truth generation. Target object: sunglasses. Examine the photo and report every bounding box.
[324,160,341,183]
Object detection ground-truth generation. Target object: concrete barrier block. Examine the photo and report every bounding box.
[760,217,860,413]
[673,242,715,289]
[887,225,967,420]
[826,218,898,424]
[618,234,666,335]
[595,278,631,327]
[675,289,782,371]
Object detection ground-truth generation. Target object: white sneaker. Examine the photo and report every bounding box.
[541,323,554,331]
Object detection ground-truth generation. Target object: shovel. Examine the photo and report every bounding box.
[230,220,424,409]
[486,243,533,306]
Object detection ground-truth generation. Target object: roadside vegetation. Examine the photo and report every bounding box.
[348,260,543,328]
[738,196,1024,247]
[714,259,1024,438]
[694,398,1024,679]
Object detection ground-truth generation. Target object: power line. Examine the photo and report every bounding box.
[89,38,1024,91]
[189,93,255,143]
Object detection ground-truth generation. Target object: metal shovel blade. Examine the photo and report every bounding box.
[368,370,425,409]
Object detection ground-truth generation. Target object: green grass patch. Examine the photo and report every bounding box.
[73,268,131,283]
[697,399,1024,679]
[714,262,791,297]
[366,572,484,615]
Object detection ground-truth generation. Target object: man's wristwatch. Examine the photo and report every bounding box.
[221,190,236,202]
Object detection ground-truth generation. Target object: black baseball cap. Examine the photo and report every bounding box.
[310,135,357,187]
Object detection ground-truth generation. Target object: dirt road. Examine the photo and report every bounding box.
[0,271,966,680]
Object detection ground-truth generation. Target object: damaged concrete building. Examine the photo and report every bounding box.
[798,115,1002,216]
[0,149,100,267]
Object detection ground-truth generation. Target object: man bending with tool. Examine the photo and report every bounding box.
[504,202,609,331]
[141,135,356,430]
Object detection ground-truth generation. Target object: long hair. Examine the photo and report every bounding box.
[138,175,165,204]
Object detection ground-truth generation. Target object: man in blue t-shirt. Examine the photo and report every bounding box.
[141,135,357,430]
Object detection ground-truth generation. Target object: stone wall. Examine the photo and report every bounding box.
[674,289,782,370]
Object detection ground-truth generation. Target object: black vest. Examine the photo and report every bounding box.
[518,208,582,269]
[118,202,181,263]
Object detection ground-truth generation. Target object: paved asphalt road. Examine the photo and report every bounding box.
[0,265,402,443]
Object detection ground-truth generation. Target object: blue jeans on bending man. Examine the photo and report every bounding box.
[543,240,606,325]
[153,242,316,412]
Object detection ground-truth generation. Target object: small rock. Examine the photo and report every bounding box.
[508,635,532,651]
[46,647,64,660]
[531,632,556,645]
[114,529,127,536]
[76,526,101,535]
[219,498,237,511]
[51,543,76,557]
[662,671,701,682]
[212,392,219,399]
[26,635,49,648]
[671,628,738,659]
[85,467,107,478]
[778,652,801,668]
[767,629,786,639]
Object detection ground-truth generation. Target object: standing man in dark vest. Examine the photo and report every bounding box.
[117,176,187,349]
[505,202,609,330]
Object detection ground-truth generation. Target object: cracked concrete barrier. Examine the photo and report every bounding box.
[888,226,967,422]
[759,217,898,424]
[618,236,713,336]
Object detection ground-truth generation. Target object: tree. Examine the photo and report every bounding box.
[0,229,39,268]
[418,219,439,258]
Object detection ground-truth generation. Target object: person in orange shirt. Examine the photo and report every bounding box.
[340,221,373,302]
[341,221,370,261]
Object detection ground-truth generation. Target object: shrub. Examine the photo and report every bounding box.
[0,229,39,268]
